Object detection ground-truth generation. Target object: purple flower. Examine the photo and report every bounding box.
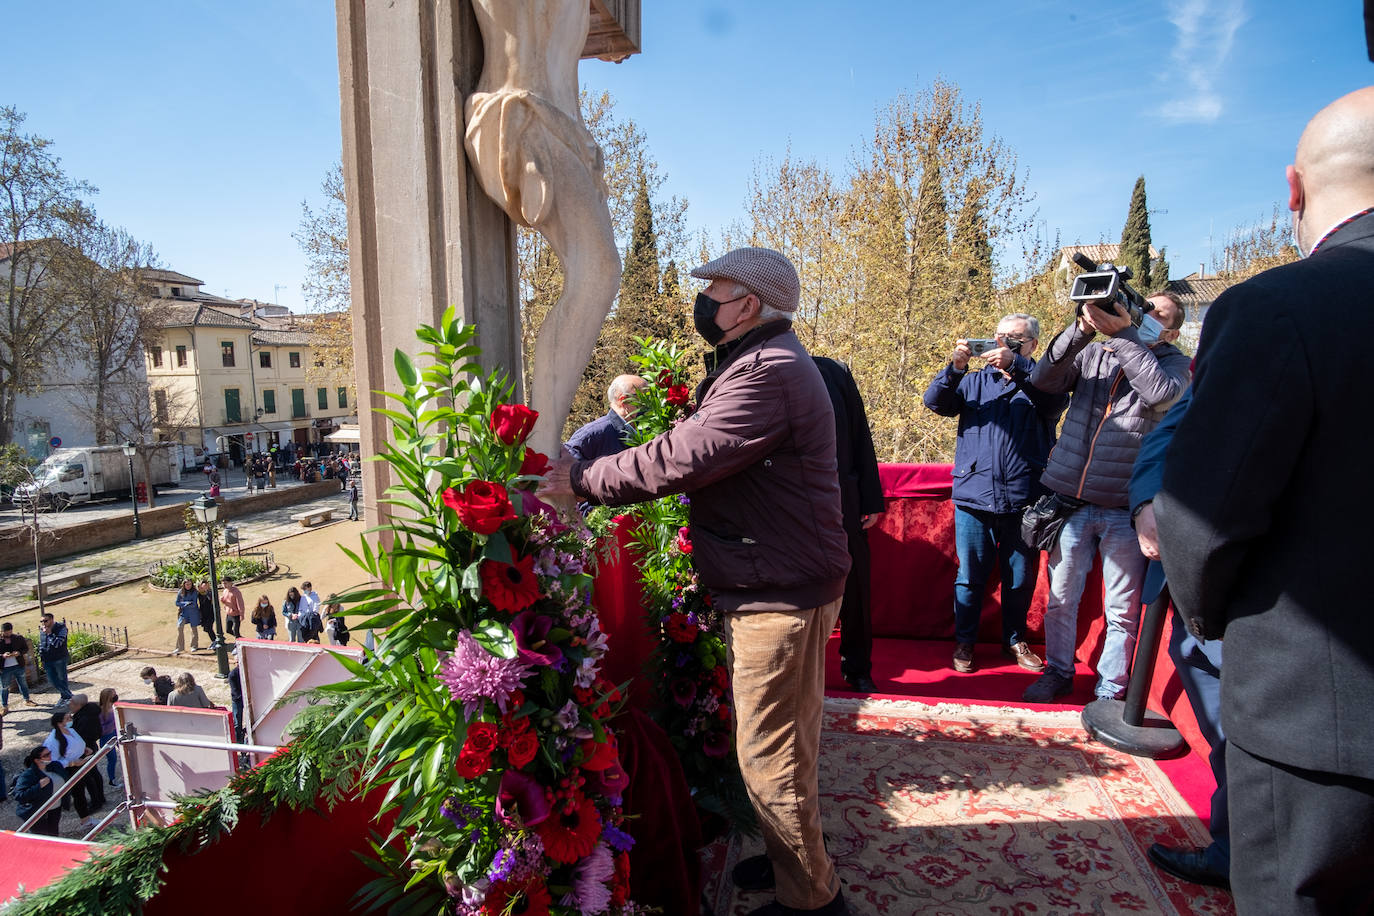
[670,677,697,708]
[511,610,564,668]
[677,493,690,506]
[563,841,614,914]
[602,823,635,852]
[437,630,533,719]
[495,769,551,827]
[555,699,580,731]
[703,729,732,758]
[488,847,517,883]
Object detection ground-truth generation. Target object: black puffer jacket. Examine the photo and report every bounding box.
[1030,321,1191,507]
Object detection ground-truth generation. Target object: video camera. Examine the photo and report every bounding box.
[1068,253,1154,327]
[967,337,1022,357]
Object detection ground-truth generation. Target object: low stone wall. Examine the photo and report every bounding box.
[0,482,342,571]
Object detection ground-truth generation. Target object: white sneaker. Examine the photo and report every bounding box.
[172,649,182,656]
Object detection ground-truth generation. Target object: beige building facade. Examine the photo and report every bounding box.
[142,270,354,465]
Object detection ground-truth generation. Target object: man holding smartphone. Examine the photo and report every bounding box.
[923,314,1067,674]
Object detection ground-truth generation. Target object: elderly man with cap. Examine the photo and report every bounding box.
[543,247,852,915]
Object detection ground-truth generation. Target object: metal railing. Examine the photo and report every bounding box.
[63,619,130,651]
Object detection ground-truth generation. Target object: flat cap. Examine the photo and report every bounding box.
[690,247,800,313]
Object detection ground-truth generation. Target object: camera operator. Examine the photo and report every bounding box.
[924,314,1068,675]
[1021,290,1190,703]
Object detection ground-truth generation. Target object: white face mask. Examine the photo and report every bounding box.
[1136,314,1166,347]
[143,679,152,685]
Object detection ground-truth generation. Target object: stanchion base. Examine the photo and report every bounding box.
[1081,699,1187,759]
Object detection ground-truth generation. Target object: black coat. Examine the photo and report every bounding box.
[813,357,884,530]
[1156,209,1374,780]
[72,703,103,749]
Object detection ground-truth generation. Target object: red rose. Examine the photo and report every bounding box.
[480,554,541,613]
[656,369,674,388]
[664,612,699,644]
[675,526,693,555]
[665,384,690,407]
[490,404,538,445]
[442,479,516,534]
[465,721,499,755]
[508,730,539,769]
[579,735,619,771]
[455,747,490,779]
[519,448,550,477]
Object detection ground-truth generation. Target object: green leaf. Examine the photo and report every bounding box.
[471,618,516,659]
[393,350,419,388]
[481,529,513,565]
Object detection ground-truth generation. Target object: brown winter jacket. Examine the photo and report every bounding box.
[1030,321,1191,508]
[571,321,851,612]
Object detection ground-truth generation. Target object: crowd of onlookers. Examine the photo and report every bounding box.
[174,577,351,653]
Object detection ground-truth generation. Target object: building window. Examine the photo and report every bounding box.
[337,387,348,409]
[262,390,277,414]
[317,388,328,411]
[225,388,242,423]
[221,341,236,367]
[176,345,188,367]
[154,389,169,422]
[259,351,272,369]
[170,286,182,297]
[291,389,307,419]
[289,351,301,368]
[149,346,163,368]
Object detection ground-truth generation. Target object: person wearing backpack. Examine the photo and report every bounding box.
[325,605,350,646]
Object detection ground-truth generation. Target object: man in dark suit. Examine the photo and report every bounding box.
[1156,86,1374,914]
[814,357,885,693]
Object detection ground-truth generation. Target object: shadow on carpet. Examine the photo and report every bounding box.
[702,697,1234,915]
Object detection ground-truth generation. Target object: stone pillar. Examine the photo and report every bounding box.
[336,0,520,531]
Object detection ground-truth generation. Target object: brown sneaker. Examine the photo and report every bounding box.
[952,642,976,673]
[24,699,38,707]
[1004,641,1046,672]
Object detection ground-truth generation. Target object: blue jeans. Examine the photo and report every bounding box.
[44,657,71,700]
[953,507,1037,646]
[1168,607,1229,866]
[0,664,30,704]
[1042,503,1147,698]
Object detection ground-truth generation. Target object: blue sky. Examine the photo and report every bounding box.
[2,1,1369,310]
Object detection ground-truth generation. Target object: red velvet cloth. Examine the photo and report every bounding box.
[594,516,656,712]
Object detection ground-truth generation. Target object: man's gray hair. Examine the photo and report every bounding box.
[1000,313,1040,340]
[606,374,646,406]
[759,303,793,323]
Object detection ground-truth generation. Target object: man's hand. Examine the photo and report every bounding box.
[538,451,577,501]
[1082,299,1132,336]
[950,339,972,372]
[1135,502,1160,561]
[979,346,1016,374]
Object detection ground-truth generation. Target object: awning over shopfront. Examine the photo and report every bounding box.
[324,424,360,444]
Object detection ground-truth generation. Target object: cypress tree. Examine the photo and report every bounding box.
[913,158,949,260]
[1119,175,1153,289]
[661,259,680,302]
[953,185,992,294]
[620,168,660,309]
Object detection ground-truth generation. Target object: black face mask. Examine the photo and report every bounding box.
[693,291,749,346]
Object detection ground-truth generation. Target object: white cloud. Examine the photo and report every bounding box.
[1158,0,1247,123]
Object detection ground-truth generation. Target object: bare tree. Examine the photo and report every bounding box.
[0,106,97,445]
[97,381,196,509]
[53,219,159,443]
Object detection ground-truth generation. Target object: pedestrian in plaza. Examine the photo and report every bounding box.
[140,667,175,705]
[43,710,100,829]
[97,687,120,786]
[282,586,303,642]
[37,613,73,704]
[173,581,200,656]
[14,746,62,836]
[325,603,350,646]
[219,577,245,639]
[1,621,37,712]
[168,672,214,709]
[68,694,106,811]
[196,580,217,646]
[228,665,244,743]
[348,481,359,520]
[252,595,278,639]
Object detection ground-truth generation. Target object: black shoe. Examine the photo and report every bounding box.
[843,675,877,693]
[747,892,849,916]
[732,853,775,890]
[1147,843,1231,890]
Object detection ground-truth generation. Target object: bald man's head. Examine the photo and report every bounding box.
[607,374,647,419]
[1288,86,1374,254]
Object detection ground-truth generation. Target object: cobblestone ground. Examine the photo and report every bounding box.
[0,485,358,615]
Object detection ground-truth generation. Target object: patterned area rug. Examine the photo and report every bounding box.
[703,697,1235,915]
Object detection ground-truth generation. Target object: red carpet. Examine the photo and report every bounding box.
[705,696,1235,915]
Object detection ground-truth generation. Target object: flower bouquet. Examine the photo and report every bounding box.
[605,337,756,833]
[311,311,643,914]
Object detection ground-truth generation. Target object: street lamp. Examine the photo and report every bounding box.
[121,441,143,538]
[190,495,231,679]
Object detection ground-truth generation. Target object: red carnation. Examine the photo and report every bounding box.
[464,721,499,755]
[455,746,490,779]
[611,851,632,905]
[665,384,691,407]
[710,664,730,690]
[490,403,538,445]
[442,479,516,534]
[664,612,699,644]
[480,554,541,613]
[656,368,674,388]
[675,526,693,555]
[507,730,540,769]
[519,448,550,477]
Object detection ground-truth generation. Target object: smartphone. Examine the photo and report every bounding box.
[967,339,998,356]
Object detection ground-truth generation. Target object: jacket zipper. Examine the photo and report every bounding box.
[1076,370,1124,498]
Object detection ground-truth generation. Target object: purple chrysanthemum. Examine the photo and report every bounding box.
[561,841,615,914]
[437,630,533,719]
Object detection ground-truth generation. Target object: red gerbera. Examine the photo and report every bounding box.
[485,876,553,916]
[480,554,540,613]
[664,612,698,644]
[534,791,602,864]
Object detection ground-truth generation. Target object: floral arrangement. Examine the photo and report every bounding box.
[316,311,643,915]
[609,338,755,833]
